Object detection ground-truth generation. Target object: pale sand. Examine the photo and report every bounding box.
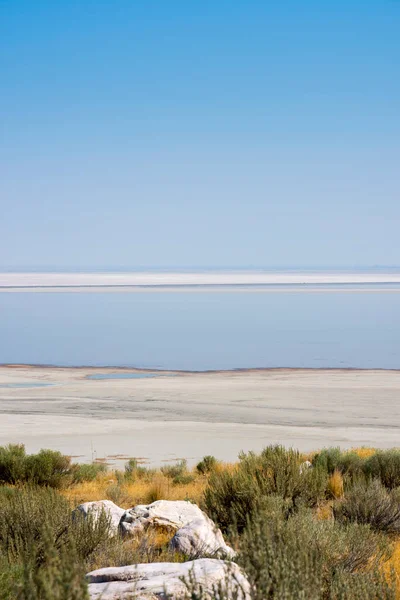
[2,270,400,292]
[1,366,399,466]
[2,286,400,294]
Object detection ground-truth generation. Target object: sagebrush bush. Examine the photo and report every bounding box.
[196,455,219,475]
[12,524,89,600]
[0,445,105,488]
[364,449,400,489]
[312,447,364,477]
[0,486,111,565]
[25,449,72,488]
[334,478,400,533]
[0,444,26,484]
[204,446,327,533]
[161,459,188,479]
[237,506,393,600]
[172,473,195,485]
[71,463,107,483]
[0,486,114,600]
[124,458,149,481]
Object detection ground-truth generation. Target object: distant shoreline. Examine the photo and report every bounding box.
[2,284,400,294]
[1,364,399,374]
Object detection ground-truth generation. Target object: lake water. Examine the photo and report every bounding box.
[0,291,399,370]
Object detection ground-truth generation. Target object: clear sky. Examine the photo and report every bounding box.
[1,1,399,269]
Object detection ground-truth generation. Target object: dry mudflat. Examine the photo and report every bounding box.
[0,365,399,467]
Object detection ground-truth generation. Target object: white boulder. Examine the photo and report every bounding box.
[119,500,235,559]
[119,500,206,537]
[171,517,235,559]
[299,460,313,474]
[86,558,250,600]
[75,500,125,535]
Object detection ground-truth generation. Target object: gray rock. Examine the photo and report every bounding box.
[86,558,250,600]
[299,460,313,474]
[119,500,235,559]
[75,500,125,535]
[119,500,207,537]
[171,517,235,559]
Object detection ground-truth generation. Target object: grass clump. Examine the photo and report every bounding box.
[327,470,344,499]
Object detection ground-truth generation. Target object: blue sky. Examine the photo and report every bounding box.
[1,1,399,269]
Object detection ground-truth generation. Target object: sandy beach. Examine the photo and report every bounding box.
[0,365,399,467]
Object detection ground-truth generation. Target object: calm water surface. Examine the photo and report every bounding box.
[0,292,399,369]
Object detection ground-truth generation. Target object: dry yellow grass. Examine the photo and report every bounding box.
[350,447,377,459]
[382,537,400,597]
[62,467,210,507]
[327,470,344,499]
[316,502,333,521]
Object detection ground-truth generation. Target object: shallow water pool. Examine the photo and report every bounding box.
[87,372,170,380]
[0,382,55,388]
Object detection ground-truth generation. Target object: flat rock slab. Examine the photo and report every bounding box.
[87,558,250,600]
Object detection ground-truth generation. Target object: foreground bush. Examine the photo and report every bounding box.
[9,526,89,600]
[237,504,394,600]
[204,445,327,533]
[0,485,112,599]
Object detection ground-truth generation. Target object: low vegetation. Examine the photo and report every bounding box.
[1,444,400,598]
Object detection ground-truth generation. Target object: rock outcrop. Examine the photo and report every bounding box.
[119,500,234,558]
[119,500,205,536]
[86,558,250,600]
[171,516,235,559]
[75,500,125,535]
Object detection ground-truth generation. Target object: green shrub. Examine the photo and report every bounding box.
[364,449,400,489]
[9,524,89,600]
[333,478,400,533]
[204,446,327,533]
[161,459,188,479]
[237,507,393,600]
[71,463,106,483]
[0,445,82,488]
[196,455,218,475]
[0,444,27,484]
[312,447,364,477]
[172,473,195,485]
[203,465,262,534]
[25,449,72,488]
[124,458,149,481]
[0,486,111,565]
